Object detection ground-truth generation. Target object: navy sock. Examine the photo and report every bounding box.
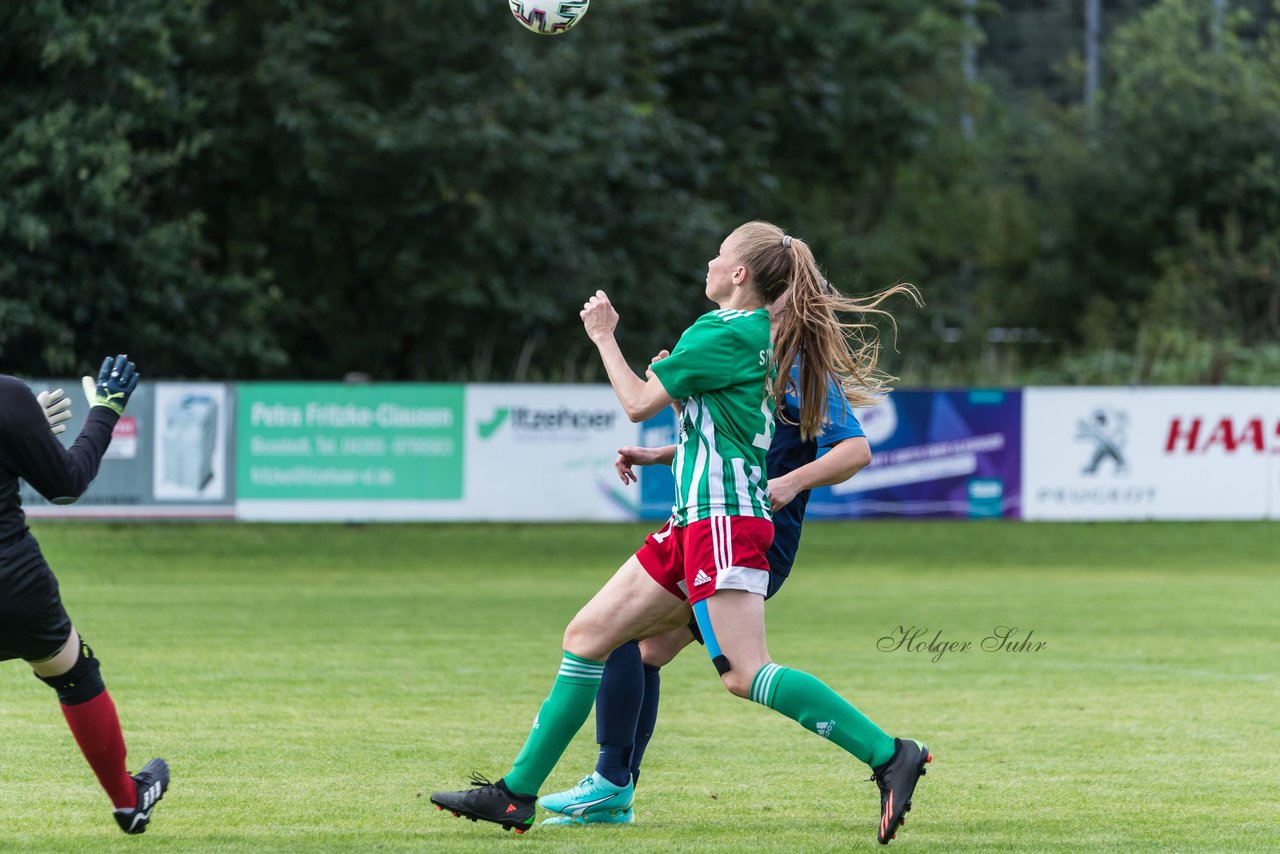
[594,641,643,787]
[630,663,662,784]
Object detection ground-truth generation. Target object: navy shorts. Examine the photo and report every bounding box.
[0,536,73,662]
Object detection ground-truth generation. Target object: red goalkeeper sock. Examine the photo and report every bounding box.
[60,691,137,809]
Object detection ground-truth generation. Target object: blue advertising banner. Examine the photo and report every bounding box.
[807,389,1023,519]
[639,389,1023,521]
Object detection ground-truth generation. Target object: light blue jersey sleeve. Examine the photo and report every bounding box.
[818,376,864,448]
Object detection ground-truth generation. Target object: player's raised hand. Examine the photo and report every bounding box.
[581,290,619,342]
[36,388,72,435]
[82,354,140,415]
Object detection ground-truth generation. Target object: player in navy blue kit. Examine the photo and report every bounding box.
[0,356,170,834]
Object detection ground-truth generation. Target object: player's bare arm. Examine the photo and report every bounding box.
[614,444,676,484]
[581,290,674,422]
[768,436,871,511]
[645,349,685,417]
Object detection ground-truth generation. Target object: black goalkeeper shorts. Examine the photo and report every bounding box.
[0,535,73,662]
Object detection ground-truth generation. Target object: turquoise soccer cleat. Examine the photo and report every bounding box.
[538,772,635,818]
[541,807,635,826]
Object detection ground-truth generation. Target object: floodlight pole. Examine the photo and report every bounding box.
[956,0,977,353]
[961,0,976,138]
[1212,0,1228,53]
[1084,0,1101,121]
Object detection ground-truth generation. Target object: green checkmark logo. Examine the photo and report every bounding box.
[478,408,510,439]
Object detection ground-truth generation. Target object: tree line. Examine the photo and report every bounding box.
[2,0,1277,385]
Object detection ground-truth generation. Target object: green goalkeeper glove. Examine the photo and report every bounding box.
[36,387,73,434]
[81,354,140,415]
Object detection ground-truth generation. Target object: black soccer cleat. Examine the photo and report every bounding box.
[870,738,931,845]
[430,773,536,834]
[113,757,170,835]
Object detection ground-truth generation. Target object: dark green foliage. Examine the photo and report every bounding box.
[181,0,972,381]
[0,0,972,380]
[1005,0,1280,383]
[2,0,1277,384]
[0,0,286,378]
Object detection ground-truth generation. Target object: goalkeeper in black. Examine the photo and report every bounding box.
[0,355,169,834]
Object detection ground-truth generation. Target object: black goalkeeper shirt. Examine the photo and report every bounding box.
[0,375,117,547]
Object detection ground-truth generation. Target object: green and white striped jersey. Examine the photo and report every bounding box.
[650,308,776,524]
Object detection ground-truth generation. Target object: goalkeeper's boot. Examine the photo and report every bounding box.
[870,738,931,845]
[538,771,634,820]
[113,758,170,834]
[431,774,536,834]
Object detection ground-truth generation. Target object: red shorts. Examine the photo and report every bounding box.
[636,515,774,605]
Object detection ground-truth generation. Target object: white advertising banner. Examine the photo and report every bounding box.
[462,384,639,520]
[25,380,1280,522]
[153,383,231,501]
[235,383,638,522]
[21,380,236,519]
[1022,387,1280,520]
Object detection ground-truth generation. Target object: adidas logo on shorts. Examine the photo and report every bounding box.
[693,569,712,587]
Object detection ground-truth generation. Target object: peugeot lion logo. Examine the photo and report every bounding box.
[1076,408,1128,475]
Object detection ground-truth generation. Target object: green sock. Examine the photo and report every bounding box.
[750,662,897,768]
[502,651,606,796]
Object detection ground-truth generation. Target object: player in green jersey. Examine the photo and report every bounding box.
[432,221,930,845]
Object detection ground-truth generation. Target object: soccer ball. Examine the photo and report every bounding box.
[508,0,589,35]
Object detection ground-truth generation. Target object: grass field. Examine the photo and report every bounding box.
[1,520,1277,853]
